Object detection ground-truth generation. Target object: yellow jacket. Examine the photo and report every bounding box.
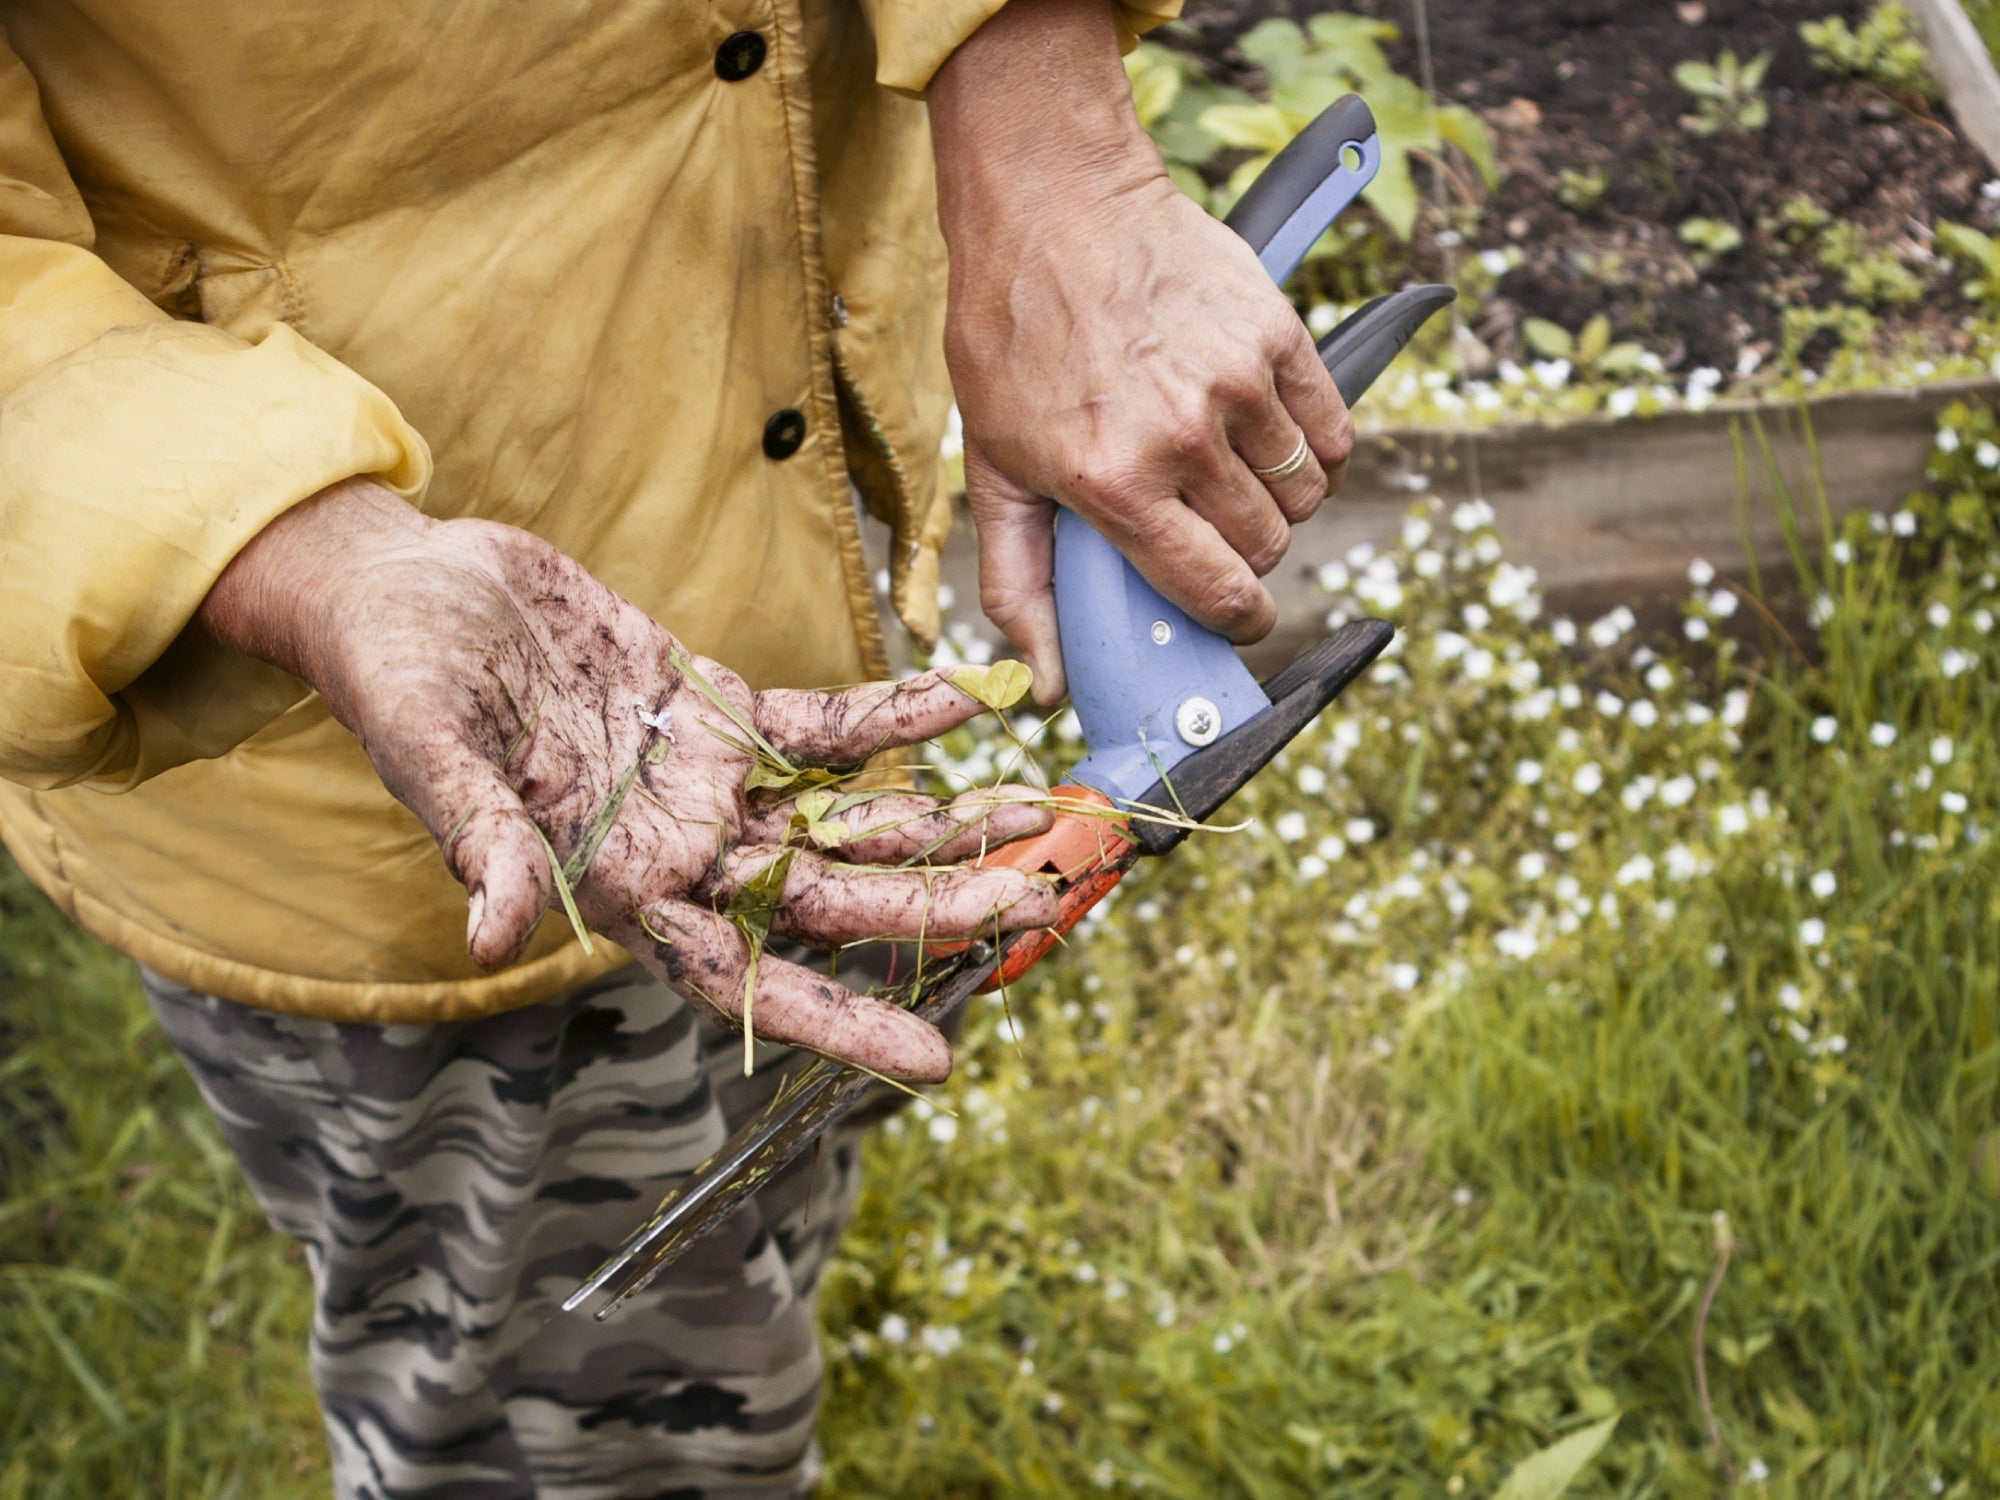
[0,0,1171,1022]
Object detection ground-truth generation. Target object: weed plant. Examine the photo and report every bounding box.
[5,408,2000,1495]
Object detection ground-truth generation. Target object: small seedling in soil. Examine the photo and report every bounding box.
[1800,3,1940,103]
[1935,222,2000,308]
[1675,49,1772,137]
[1521,313,1647,380]
[1679,216,1745,262]
[1816,221,1926,307]
[1556,167,1609,214]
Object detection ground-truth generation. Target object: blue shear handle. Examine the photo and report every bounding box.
[1058,97,1384,807]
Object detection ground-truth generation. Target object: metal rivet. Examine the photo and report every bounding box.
[1150,620,1173,646]
[1174,696,1221,747]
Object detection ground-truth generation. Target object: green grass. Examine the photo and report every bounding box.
[0,868,322,1497]
[5,404,2000,1496]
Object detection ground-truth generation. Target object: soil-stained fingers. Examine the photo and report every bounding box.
[740,787,1053,865]
[617,899,954,1082]
[705,844,1056,948]
[752,667,1006,768]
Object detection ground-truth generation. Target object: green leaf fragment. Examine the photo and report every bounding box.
[948,660,1034,714]
[1492,1416,1620,1500]
[531,825,595,957]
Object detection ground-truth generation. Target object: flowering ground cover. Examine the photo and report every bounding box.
[3,406,1998,1496]
[817,405,2000,1496]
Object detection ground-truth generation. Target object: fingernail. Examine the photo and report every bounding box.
[466,888,487,954]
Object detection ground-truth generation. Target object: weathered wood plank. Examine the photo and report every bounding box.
[926,379,1999,670]
[1910,0,2000,175]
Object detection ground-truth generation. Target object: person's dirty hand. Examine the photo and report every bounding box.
[197,479,1058,1082]
[930,0,1353,704]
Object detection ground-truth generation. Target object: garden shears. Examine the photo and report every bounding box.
[566,95,1454,1320]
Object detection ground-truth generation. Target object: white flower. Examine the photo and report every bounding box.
[1315,834,1347,861]
[1345,817,1376,845]
[1746,1458,1770,1483]
[1811,715,1837,744]
[1645,663,1674,693]
[1937,424,1962,453]
[1831,539,1852,566]
[1402,515,1433,550]
[1316,561,1351,593]
[920,1324,963,1357]
[1274,811,1308,843]
[1495,927,1539,959]
[1572,763,1604,796]
[1615,854,1654,885]
[1928,602,1952,629]
[1659,774,1697,808]
[1979,441,2000,469]
[879,1314,910,1344]
[1413,548,1445,578]
[1550,618,1578,647]
[1452,498,1496,532]
[1975,609,1994,634]
[1389,963,1420,992]
[1942,790,1969,815]
[1685,616,1712,641]
[1433,630,1469,663]
[1931,736,1955,766]
[1607,386,1640,418]
[1809,869,1838,899]
[1941,649,1972,679]
[1722,689,1750,728]
[1518,852,1547,881]
[1688,558,1716,587]
[1709,588,1740,619]
[1893,510,1918,537]
[1478,247,1512,276]
[1621,776,1657,812]
[1629,700,1660,729]
[1778,984,1803,1012]
[1296,855,1328,880]
[1306,302,1341,337]
[1870,722,1898,748]
[1463,648,1496,681]
[1799,918,1826,947]
[1664,844,1700,881]
[1461,602,1493,631]
[1531,358,1572,390]
[1516,759,1544,786]
[1717,804,1750,836]
[1595,690,1624,718]
[928,1114,958,1143]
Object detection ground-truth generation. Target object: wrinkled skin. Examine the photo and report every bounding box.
[931,0,1355,703]
[199,480,1058,1083]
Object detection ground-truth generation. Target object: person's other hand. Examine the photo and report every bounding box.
[199,480,1057,1082]
[931,0,1353,704]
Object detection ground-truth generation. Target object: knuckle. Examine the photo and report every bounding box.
[1319,409,1356,465]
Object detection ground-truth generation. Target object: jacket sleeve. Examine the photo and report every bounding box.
[861,0,1183,97]
[0,32,431,794]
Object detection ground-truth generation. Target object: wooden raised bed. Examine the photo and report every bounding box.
[920,378,2000,671]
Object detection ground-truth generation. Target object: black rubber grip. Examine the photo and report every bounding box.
[1319,284,1459,402]
[1223,94,1379,250]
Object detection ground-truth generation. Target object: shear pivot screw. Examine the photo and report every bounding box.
[1175,696,1221,747]
[1150,620,1174,645]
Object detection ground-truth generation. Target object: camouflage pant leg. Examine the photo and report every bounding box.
[142,964,867,1500]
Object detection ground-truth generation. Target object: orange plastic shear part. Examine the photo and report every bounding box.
[942,784,1135,992]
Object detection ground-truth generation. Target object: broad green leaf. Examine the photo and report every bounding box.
[1438,103,1499,188]
[949,660,1033,713]
[1197,102,1296,154]
[789,788,852,850]
[1578,314,1611,366]
[1127,59,1180,129]
[1491,1416,1619,1500]
[1363,153,1420,241]
[1596,343,1647,377]
[1522,318,1575,361]
[1236,17,1307,84]
[1165,161,1208,203]
[1742,50,1772,90]
[1674,59,1718,96]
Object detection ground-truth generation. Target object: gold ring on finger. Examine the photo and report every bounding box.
[1251,433,1312,483]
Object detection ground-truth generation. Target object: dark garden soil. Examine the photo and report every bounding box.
[1166,0,1998,377]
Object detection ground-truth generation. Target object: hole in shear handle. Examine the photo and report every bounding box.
[1127,619,1395,858]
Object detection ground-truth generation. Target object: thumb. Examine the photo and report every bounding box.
[964,439,1066,706]
[415,746,554,970]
